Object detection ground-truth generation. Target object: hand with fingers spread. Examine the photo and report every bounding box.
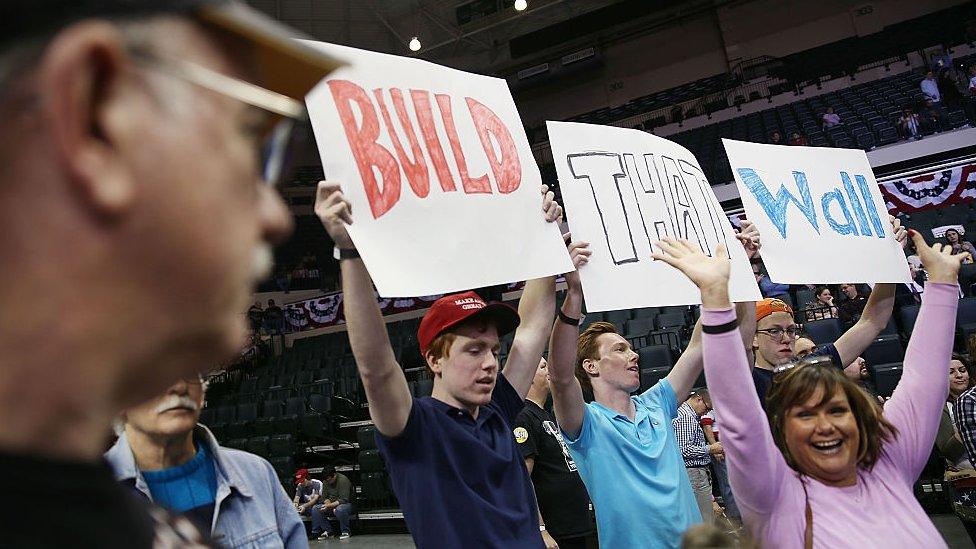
[541,184,563,223]
[651,239,731,308]
[562,232,591,295]
[913,229,969,284]
[736,219,762,259]
[314,181,355,250]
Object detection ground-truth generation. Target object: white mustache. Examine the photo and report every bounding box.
[251,245,274,282]
[155,395,200,414]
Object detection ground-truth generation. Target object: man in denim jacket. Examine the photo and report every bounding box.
[106,376,306,548]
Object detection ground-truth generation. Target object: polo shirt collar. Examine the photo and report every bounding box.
[590,397,647,423]
[426,396,497,423]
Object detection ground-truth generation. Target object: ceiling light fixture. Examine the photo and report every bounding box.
[409,36,422,51]
[514,0,528,11]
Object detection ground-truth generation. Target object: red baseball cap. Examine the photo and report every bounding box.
[294,468,309,482]
[417,291,520,354]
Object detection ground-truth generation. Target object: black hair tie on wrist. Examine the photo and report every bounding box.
[558,310,580,326]
[702,319,739,334]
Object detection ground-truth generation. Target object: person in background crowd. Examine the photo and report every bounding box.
[310,466,353,540]
[803,286,838,321]
[907,240,925,281]
[545,222,761,549]
[920,99,945,134]
[293,469,325,538]
[945,228,976,258]
[793,335,817,359]
[753,262,789,300]
[968,64,976,121]
[898,107,921,140]
[939,67,966,114]
[264,299,285,334]
[751,213,907,408]
[940,355,976,543]
[662,229,962,548]
[837,283,868,325]
[673,389,722,524]
[788,132,809,146]
[921,70,945,111]
[515,359,594,549]
[822,106,842,128]
[106,377,305,547]
[701,408,740,524]
[769,131,783,145]
[247,301,265,334]
[0,0,338,546]
[315,181,563,549]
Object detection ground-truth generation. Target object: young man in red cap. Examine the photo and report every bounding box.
[314,182,562,549]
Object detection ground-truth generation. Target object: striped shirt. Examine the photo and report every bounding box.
[672,403,710,467]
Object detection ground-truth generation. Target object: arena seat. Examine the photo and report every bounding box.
[269,433,296,457]
[869,362,904,397]
[358,449,385,473]
[804,318,843,345]
[638,345,674,370]
[357,425,379,451]
[862,336,904,366]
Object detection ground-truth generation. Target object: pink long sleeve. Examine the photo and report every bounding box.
[701,307,788,515]
[881,282,958,482]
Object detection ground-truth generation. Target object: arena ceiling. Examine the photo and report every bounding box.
[244,0,711,75]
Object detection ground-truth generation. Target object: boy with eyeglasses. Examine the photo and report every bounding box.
[749,216,909,408]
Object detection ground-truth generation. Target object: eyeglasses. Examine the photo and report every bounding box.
[127,46,308,188]
[756,326,800,340]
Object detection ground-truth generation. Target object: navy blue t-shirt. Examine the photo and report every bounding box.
[376,374,543,549]
[753,342,842,407]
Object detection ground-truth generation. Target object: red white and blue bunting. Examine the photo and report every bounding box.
[880,163,976,214]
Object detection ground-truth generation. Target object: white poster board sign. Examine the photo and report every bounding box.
[547,122,761,311]
[723,139,910,284]
[304,42,572,297]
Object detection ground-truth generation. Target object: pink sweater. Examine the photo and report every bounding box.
[701,283,958,548]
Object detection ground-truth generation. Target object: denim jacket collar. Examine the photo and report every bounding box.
[105,424,254,502]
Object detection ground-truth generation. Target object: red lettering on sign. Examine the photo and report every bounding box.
[411,90,457,193]
[374,88,429,198]
[466,97,521,194]
[436,93,491,194]
[328,80,401,219]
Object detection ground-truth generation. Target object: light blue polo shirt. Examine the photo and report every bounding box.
[563,379,701,548]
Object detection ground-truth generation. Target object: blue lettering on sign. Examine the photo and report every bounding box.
[738,168,887,239]
[821,188,858,235]
[840,172,872,236]
[737,168,819,239]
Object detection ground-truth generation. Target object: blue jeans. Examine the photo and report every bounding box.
[312,503,352,535]
[299,505,323,536]
[712,459,740,521]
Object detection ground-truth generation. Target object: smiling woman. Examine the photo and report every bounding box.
[656,229,964,549]
[767,359,897,486]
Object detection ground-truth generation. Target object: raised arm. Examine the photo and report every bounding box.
[666,220,761,399]
[833,216,907,366]
[653,238,788,514]
[502,185,563,398]
[314,182,412,438]
[503,276,556,398]
[546,239,590,439]
[883,230,964,480]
